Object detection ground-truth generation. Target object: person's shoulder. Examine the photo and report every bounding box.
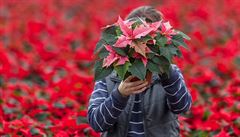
[170,64,182,72]
[171,64,179,69]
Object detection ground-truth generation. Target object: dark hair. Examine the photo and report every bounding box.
[125,6,163,23]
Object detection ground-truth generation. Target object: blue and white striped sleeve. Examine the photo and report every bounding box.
[87,78,129,132]
[161,64,192,114]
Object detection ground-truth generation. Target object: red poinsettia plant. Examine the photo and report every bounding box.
[94,16,190,81]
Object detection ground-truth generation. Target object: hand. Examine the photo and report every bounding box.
[118,76,148,97]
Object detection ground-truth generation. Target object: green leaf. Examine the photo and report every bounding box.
[115,26,123,36]
[128,48,136,58]
[152,56,171,76]
[159,60,171,77]
[128,60,146,80]
[159,37,167,47]
[202,110,211,121]
[102,25,117,36]
[94,60,113,81]
[35,113,49,121]
[76,116,88,125]
[94,39,105,53]
[152,56,162,65]
[53,102,65,109]
[147,60,161,73]
[0,76,3,87]
[30,127,40,135]
[147,52,155,59]
[192,130,208,137]
[98,47,109,59]
[234,56,240,69]
[176,49,183,57]
[101,26,118,45]
[155,33,167,46]
[3,106,14,114]
[102,34,117,45]
[172,34,189,49]
[176,30,191,40]
[14,88,23,96]
[147,44,160,54]
[159,44,178,62]
[141,35,152,43]
[115,62,131,80]
[23,41,33,52]
[131,19,142,29]
[112,47,127,56]
[46,130,54,137]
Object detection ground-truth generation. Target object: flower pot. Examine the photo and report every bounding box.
[130,71,152,86]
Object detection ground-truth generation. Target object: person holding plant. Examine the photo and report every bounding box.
[88,6,192,137]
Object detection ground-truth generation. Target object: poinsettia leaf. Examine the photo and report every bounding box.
[152,55,167,64]
[176,30,191,40]
[172,34,189,49]
[94,39,105,54]
[94,60,113,81]
[129,59,146,80]
[117,16,132,36]
[101,26,118,45]
[98,47,109,59]
[152,55,171,76]
[115,26,123,36]
[160,56,171,78]
[102,25,118,36]
[131,20,142,30]
[76,116,88,124]
[161,21,173,33]
[132,41,148,57]
[35,112,49,121]
[150,21,162,31]
[103,47,121,67]
[176,49,183,57]
[140,35,152,43]
[202,110,211,121]
[127,48,136,57]
[114,36,131,48]
[102,33,117,45]
[155,33,167,47]
[53,102,65,108]
[114,62,131,80]
[159,37,168,47]
[159,44,178,62]
[133,26,153,39]
[116,56,129,66]
[147,52,155,59]
[112,46,127,56]
[30,127,40,135]
[147,60,161,73]
[147,44,160,54]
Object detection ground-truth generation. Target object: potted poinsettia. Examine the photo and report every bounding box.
[93,16,190,82]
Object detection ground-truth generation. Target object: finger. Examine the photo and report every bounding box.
[129,81,148,91]
[124,75,135,82]
[132,86,147,94]
[127,80,145,87]
[129,81,148,92]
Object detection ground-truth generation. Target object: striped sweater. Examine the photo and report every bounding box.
[87,64,192,136]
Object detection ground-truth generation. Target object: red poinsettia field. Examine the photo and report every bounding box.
[0,0,239,136]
